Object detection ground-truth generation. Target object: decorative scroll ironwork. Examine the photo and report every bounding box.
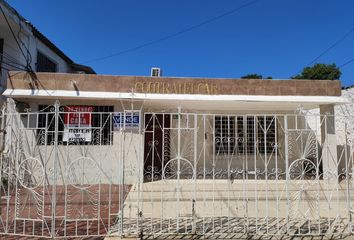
[0,103,133,238]
[0,102,353,238]
[137,111,354,238]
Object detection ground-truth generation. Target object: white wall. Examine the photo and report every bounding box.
[306,88,354,143]
[336,87,354,137]
[3,99,144,187]
[304,88,354,176]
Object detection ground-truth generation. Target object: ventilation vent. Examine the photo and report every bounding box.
[151,67,161,77]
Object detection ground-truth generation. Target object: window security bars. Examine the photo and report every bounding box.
[215,116,276,155]
[36,52,57,73]
[37,105,114,145]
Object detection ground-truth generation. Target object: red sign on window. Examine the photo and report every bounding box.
[63,106,94,127]
[63,106,94,142]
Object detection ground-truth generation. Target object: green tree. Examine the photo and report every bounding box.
[241,74,273,79]
[241,74,263,79]
[292,63,341,80]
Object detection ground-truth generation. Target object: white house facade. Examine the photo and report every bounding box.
[0,71,353,238]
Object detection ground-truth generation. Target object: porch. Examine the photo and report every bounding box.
[1,72,353,238]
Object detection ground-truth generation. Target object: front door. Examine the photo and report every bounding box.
[143,114,170,181]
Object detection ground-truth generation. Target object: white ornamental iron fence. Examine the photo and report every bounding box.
[0,102,353,238]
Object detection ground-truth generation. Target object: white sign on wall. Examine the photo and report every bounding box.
[63,106,93,142]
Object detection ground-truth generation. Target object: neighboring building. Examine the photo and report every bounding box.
[335,86,354,143]
[0,0,94,96]
[340,85,354,112]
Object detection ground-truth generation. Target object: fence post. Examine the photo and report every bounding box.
[51,100,60,238]
[118,111,126,236]
[0,105,6,216]
[345,120,353,233]
[192,113,197,234]
[138,111,144,238]
[284,115,290,234]
[177,106,182,231]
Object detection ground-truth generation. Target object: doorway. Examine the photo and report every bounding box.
[143,114,171,181]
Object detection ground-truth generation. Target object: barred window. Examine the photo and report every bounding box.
[36,52,57,72]
[215,116,276,155]
[256,116,276,154]
[215,116,235,154]
[37,105,113,145]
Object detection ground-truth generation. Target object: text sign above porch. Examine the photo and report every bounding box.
[134,82,219,95]
[6,72,342,97]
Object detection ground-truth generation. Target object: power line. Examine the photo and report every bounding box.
[0,3,31,70]
[17,21,32,66]
[2,60,27,71]
[82,0,261,64]
[1,65,12,72]
[307,28,354,66]
[0,52,28,69]
[339,58,354,69]
[292,27,354,77]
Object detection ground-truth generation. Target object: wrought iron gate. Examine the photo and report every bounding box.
[0,103,138,238]
[0,104,354,238]
[121,111,354,239]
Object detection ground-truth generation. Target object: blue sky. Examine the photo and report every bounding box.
[8,0,354,86]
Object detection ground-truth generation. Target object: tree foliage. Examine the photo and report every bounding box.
[241,74,270,79]
[292,63,341,80]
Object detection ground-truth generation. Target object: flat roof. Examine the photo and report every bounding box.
[4,72,349,111]
[6,71,342,96]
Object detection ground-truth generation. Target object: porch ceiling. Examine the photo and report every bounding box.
[3,89,349,111]
[143,99,336,111]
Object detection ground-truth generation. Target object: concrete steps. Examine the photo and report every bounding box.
[122,180,351,219]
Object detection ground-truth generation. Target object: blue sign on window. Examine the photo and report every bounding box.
[113,112,140,130]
